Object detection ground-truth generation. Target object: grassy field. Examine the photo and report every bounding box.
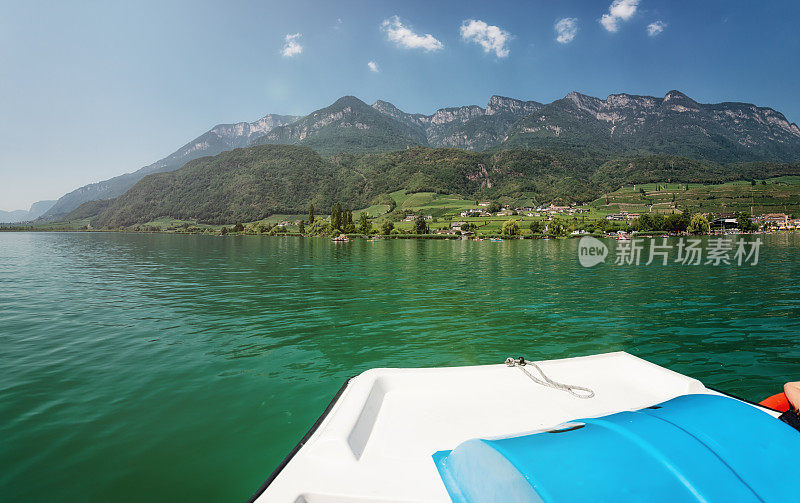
[134,217,220,231]
[592,177,800,216]
[136,214,310,231]
[386,190,477,216]
[353,205,391,218]
[7,218,95,230]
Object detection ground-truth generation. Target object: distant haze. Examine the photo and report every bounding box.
[0,201,56,223]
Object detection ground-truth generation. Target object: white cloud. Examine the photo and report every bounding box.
[599,0,639,32]
[281,33,303,57]
[647,20,666,36]
[554,17,578,44]
[599,14,620,32]
[460,19,511,58]
[367,60,379,73]
[381,16,443,52]
[609,0,639,20]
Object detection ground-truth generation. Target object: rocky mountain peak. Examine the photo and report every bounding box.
[208,114,299,141]
[663,90,696,103]
[661,90,700,113]
[430,105,484,125]
[330,95,367,109]
[604,93,658,109]
[564,91,604,112]
[486,95,542,116]
[371,100,411,120]
[251,114,300,132]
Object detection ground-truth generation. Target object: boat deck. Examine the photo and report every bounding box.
[253,352,766,502]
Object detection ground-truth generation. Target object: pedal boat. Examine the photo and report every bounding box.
[248,352,798,502]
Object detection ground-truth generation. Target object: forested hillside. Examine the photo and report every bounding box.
[90,143,800,228]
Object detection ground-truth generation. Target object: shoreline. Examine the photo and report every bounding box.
[0,227,787,240]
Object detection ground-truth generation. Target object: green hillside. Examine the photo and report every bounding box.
[89,140,800,228]
[92,145,344,228]
[64,198,117,221]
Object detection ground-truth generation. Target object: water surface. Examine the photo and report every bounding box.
[1,232,799,501]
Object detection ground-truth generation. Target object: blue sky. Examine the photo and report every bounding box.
[1,0,799,210]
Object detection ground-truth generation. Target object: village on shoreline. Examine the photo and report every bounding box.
[4,199,798,241]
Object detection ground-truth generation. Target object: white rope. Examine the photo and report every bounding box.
[505,357,595,399]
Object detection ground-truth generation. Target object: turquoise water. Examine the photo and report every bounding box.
[1,232,799,502]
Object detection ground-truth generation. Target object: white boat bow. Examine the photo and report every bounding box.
[250,351,783,502]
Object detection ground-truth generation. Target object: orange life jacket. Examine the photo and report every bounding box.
[759,392,790,412]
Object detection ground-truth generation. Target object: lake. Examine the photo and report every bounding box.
[2,232,799,501]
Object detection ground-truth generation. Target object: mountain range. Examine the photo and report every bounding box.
[0,200,56,223]
[36,90,800,222]
[503,91,800,161]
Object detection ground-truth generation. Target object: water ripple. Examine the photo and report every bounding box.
[1,232,799,501]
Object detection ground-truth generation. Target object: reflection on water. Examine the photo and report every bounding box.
[1,232,799,501]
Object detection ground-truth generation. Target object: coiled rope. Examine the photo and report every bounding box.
[505,357,595,399]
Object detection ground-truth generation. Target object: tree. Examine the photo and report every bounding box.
[308,203,315,223]
[688,214,710,234]
[548,217,567,237]
[488,202,501,214]
[307,219,331,236]
[343,208,355,233]
[358,212,370,234]
[664,212,689,233]
[414,214,428,234]
[529,220,543,233]
[331,203,343,231]
[233,222,244,232]
[637,213,654,231]
[380,221,394,235]
[331,203,342,230]
[502,219,520,236]
[736,212,757,232]
[652,214,665,231]
[298,220,305,234]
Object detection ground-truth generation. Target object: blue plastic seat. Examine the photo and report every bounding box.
[433,394,800,502]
